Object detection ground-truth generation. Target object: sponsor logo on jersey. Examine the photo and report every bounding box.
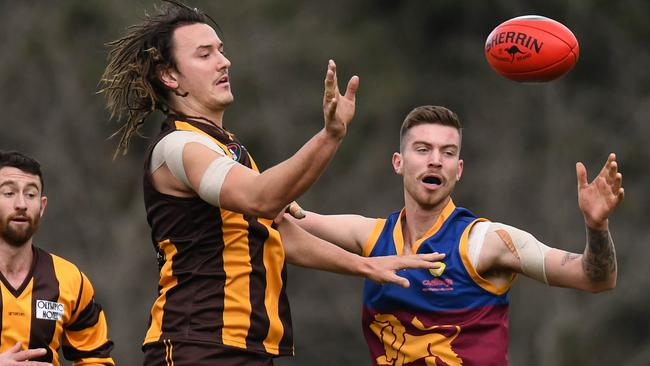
[35,300,65,321]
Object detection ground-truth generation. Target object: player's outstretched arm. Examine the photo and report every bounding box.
[478,155,623,293]
[178,60,359,218]
[278,219,445,288]
[538,154,622,292]
[284,208,376,255]
[0,342,52,366]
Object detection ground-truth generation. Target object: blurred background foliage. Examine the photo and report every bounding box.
[1,0,648,364]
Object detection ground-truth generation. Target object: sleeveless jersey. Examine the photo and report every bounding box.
[362,200,515,366]
[0,246,114,366]
[142,116,293,357]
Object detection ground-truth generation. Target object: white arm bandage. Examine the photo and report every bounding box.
[151,131,237,207]
[489,222,552,284]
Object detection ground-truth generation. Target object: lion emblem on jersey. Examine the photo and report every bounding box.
[370,314,462,366]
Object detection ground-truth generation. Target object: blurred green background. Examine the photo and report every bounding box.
[1,0,648,364]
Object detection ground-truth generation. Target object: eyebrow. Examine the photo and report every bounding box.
[411,141,459,150]
[196,42,223,51]
[0,180,41,191]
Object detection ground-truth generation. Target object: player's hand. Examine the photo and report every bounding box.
[323,59,359,140]
[0,342,52,366]
[576,153,625,230]
[273,201,305,225]
[361,252,446,288]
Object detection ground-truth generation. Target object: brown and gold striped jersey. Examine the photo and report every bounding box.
[142,116,293,357]
[0,246,114,366]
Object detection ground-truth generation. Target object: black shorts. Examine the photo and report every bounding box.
[143,340,275,366]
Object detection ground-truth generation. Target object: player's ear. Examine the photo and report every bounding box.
[456,159,463,181]
[392,152,403,175]
[39,195,47,217]
[157,64,179,90]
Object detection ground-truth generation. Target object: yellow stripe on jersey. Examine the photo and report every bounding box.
[259,218,284,354]
[0,282,32,353]
[459,219,517,295]
[145,240,179,342]
[220,209,253,348]
[363,219,387,257]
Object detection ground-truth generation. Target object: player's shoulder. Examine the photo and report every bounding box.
[38,248,87,284]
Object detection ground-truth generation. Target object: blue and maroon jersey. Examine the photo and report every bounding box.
[362,200,516,366]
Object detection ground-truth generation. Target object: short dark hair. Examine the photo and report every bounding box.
[399,105,463,151]
[0,150,45,193]
[100,0,219,156]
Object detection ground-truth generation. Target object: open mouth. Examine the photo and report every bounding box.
[216,75,229,85]
[422,176,442,185]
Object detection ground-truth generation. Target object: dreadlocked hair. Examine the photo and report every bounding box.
[99,0,220,157]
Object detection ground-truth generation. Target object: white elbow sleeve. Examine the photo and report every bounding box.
[197,157,236,207]
[489,223,552,284]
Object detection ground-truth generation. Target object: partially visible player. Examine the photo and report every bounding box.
[0,151,114,366]
[283,105,624,365]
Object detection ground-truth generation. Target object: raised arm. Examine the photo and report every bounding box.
[545,153,623,291]
[181,60,359,218]
[278,218,445,288]
[477,154,624,293]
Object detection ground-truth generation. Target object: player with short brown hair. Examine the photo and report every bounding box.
[284,105,624,365]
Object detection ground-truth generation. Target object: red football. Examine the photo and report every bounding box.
[484,15,579,82]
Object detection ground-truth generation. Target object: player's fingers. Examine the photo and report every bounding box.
[325,98,338,120]
[7,342,22,353]
[286,201,305,219]
[323,60,335,101]
[398,257,444,270]
[618,187,625,201]
[612,172,623,193]
[383,273,410,288]
[598,153,616,178]
[331,62,339,95]
[343,75,359,101]
[412,252,446,262]
[576,162,588,189]
[14,348,47,361]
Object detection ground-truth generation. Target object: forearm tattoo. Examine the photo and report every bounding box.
[582,227,617,282]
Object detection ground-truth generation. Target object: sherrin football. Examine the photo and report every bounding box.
[484,15,579,82]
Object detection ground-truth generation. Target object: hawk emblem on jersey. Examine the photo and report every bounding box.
[370,314,462,366]
[226,143,243,162]
[35,300,65,321]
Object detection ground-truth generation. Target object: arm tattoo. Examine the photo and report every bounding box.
[582,227,617,282]
[561,252,580,266]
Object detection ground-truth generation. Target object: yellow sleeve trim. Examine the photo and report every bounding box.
[459,218,517,295]
[362,219,387,257]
